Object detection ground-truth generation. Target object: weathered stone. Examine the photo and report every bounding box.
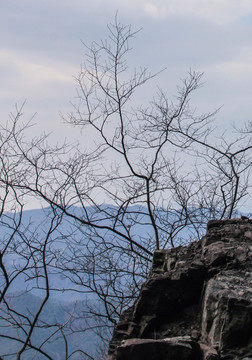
[107,218,252,360]
[200,344,219,359]
[191,329,201,341]
[244,230,252,240]
[115,337,199,360]
[201,271,252,351]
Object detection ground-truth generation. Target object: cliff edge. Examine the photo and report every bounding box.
[107,218,252,360]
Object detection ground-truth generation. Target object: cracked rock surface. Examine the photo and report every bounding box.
[107,218,252,360]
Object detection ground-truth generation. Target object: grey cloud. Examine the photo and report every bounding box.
[1,0,252,136]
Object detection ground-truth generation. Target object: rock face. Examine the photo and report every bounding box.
[107,218,252,360]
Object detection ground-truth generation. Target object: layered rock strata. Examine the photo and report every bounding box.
[107,218,252,360]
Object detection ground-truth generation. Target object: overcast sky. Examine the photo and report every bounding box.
[1,0,252,140]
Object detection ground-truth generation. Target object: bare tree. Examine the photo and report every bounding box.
[1,18,252,358]
[0,107,98,359]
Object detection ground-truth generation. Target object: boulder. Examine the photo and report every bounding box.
[107,218,252,360]
[115,337,196,360]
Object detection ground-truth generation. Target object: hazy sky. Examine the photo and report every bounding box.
[1,0,252,139]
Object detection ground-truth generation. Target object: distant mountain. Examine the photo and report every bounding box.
[1,204,243,358]
[0,204,226,301]
[0,291,100,359]
[0,206,115,358]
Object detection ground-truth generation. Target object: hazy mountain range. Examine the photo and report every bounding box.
[1,204,242,358]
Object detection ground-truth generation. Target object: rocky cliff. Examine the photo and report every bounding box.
[107,218,252,360]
